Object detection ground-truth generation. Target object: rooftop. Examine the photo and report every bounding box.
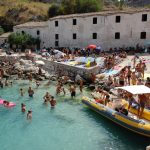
[14,21,48,28]
[49,8,150,21]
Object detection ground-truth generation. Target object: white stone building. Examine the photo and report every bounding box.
[13,9,150,50]
[13,22,49,49]
[0,32,12,47]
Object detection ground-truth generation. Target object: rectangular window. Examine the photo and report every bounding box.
[93,17,97,24]
[142,14,147,22]
[73,19,77,25]
[55,21,58,27]
[37,30,40,35]
[115,32,120,39]
[55,34,59,40]
[141,32,146,39]
[116,16,121,23]
[55,41,59,47]
[73,33,77,39]
[93,33,97,39]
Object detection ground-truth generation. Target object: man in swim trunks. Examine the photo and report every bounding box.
[50,96,56,108]
[69,84,76,98]
[21,103,26,112]
[28,87,34,97]
[138,94,147,118]
[27,109,32,120]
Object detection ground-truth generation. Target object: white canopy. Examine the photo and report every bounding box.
[116,85,150,95]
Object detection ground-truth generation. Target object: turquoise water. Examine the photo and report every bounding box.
[0,80,149,150]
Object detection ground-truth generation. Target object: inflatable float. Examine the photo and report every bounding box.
[0,99,16,108]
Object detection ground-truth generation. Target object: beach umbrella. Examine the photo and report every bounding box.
[87,44,97,49]
[35,60,45,65]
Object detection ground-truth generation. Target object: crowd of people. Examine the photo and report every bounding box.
[0,47,150,121]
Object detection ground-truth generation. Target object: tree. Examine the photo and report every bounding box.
[8,32,39,50]
[48,3,61,18]
[0,26,4,35]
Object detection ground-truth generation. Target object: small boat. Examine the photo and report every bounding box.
[82,85,150,137]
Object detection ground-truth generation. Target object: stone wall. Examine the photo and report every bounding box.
[41,59,100,79]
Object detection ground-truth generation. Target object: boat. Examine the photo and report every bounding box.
[82,85,150,137]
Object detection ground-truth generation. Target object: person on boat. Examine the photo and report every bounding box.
[115,104,128,116]
[69,84,76,98]
[21,103,26,112]
[138,94,147,118]
[50,96,56,108]
[27,109,32,120]
[28,87,34,97]
[20,88,24,96]
[127,93,140,111]
[104,95,110,106]
[43,92,51,103]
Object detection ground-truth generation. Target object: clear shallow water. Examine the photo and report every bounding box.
[0,80,149,150]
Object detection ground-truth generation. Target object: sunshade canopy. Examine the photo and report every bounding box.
[116,85,150,95]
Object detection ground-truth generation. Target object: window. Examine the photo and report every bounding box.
[115,32,120,39]
[55,41,59,47]
[116,16,121,23]
[55,34,59,40]
[73,19,77,25]
[22,31,25,34]
[73,33,76,39]
[93,17,97,24]
[37,30,40,35]
[141,32,146,39]
[142,14,147,22]
[93,33,97,39]
[55,21,58,27]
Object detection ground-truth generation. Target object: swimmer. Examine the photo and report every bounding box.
[5,79,8,86]
[21,103,26,112]
[69,84,76,98]
[28,87,34,97]
[43,92,51,103]
[27,109,32,120]
[3,101,9,107]
[36,80,40,88]
[50,96,56,108]
[79,79,83,93]
[20,88,24,96]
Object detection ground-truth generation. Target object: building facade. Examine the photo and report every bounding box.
[13,22,49,49]
[14,9,150,50]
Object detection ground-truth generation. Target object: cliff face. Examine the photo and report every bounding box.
[0,0,51,31]
[127,0,150,7]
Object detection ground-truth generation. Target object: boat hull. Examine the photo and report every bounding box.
[82,97,150,137]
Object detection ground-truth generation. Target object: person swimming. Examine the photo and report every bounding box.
[28,87,34,97]
[43,92,51,103]
[27,109,32,120]
[20,88,24,96]
[69,84,76,98]
[3,101,9,107]
[21,103,26,112]
[50,96,56,108]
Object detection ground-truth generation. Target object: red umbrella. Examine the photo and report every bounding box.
[88,44,97,49]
